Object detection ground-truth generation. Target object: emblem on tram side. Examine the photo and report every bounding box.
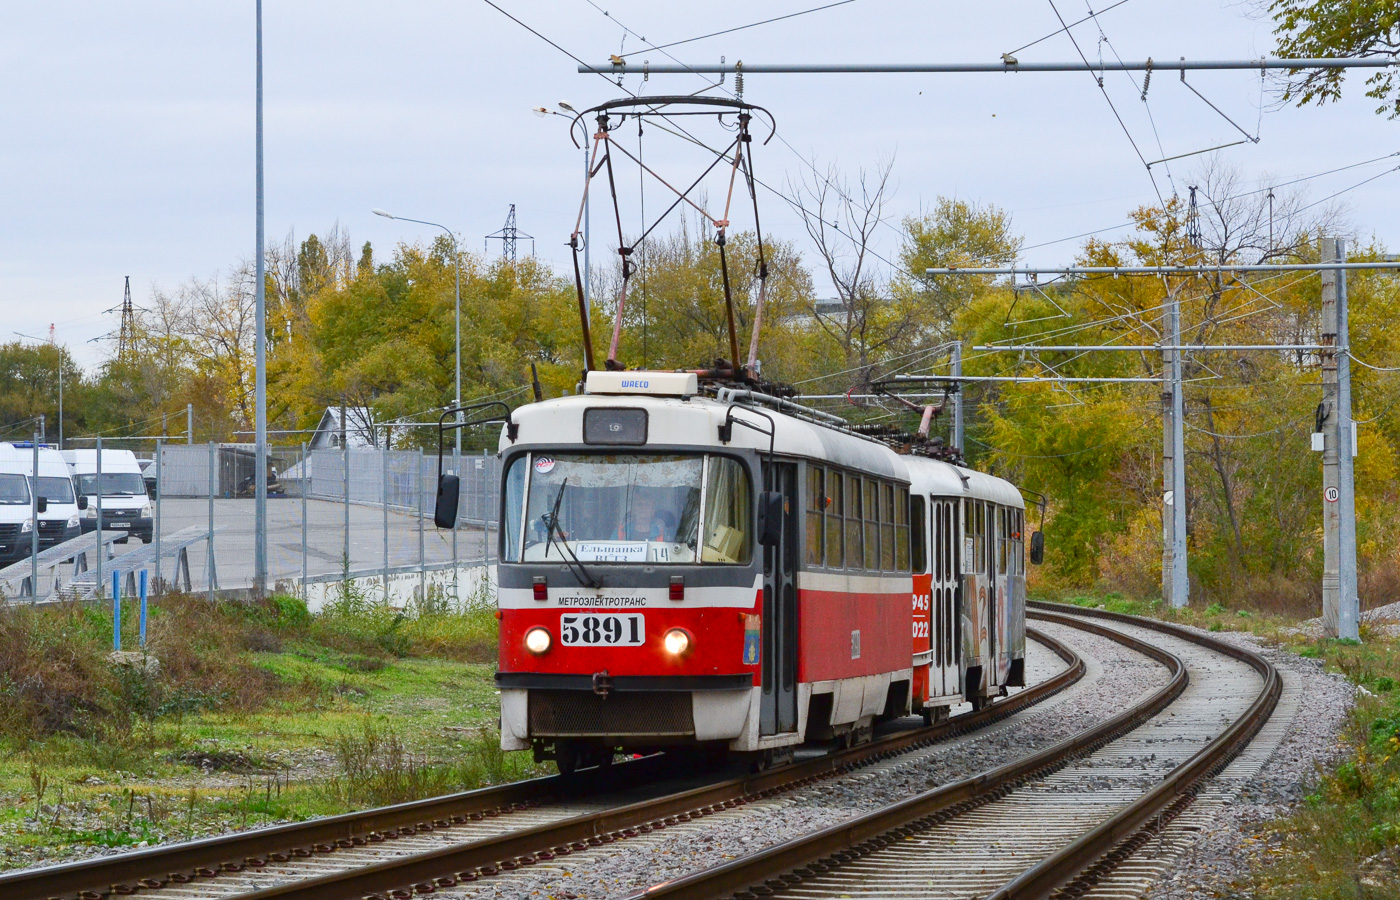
[743,614,761,665]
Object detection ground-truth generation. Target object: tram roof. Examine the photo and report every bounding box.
[503,382,1023,506]
[502,391,905,480]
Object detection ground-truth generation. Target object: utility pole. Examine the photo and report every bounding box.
[1320,237,1359,640]
[1162,283,1188,608]
[951,342,964,454]
[187,403,193,444]
[253,0,269,597]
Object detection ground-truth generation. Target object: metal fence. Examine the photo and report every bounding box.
[155,443,499,608]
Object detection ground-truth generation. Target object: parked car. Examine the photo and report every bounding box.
[0,443,39,565]
[16,444,83,549]
[61,448,152,544]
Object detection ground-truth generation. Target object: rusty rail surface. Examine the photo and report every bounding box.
[4,628,1082,900]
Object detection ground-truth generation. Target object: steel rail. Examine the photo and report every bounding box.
[6,630,1080,900]
[624,609,1188,899]
[987,601,1283,899]
[0,759,671,900]
[227,629,1082,900]
[627,604,1278,900]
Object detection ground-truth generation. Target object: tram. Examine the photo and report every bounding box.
[434,369,1040,771]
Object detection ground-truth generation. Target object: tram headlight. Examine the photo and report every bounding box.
[524,627,552,655]
[662,628,691,656]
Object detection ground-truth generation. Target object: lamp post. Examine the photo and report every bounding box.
[14,332,63,448]
[372,209,463,565]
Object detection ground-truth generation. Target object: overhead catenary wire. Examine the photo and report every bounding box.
[570,4,1399,283]
[1348,351,1400,372]
[578,0,924,271]
[612,0,859,59]
[1045,0,1166,206]
[1005,0,1136,57]
[1079,2,1179,195]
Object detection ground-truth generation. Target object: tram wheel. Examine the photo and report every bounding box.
[556,742,580,776]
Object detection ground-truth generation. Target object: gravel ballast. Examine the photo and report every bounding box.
[445,620,1172,899]
[1138,626,1355,900]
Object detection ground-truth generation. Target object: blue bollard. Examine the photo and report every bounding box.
[139,569,148,648]
[112,571,122,652]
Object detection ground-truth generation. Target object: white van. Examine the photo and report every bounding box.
[61,448,153,544]
[0,443,38,566]
[19,445,83,549]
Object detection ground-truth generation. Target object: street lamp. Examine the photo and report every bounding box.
[372,208,463,560]
[13,332,62,448]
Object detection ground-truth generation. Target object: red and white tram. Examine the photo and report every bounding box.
[458,369,1036,770]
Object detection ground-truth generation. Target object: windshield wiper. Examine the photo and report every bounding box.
[541,479,601,589]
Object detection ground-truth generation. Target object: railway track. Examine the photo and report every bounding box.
[624,602,1282,900]
[5,628,1082,900]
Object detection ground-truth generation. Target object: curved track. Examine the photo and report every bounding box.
[5,630,1081,900]
[626,603,1281,900]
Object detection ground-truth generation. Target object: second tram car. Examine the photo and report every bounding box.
[464,370,1036,770]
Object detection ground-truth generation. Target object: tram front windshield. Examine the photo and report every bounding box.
[508,453,752,565]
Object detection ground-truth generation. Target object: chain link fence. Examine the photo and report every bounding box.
[151,443,499,608]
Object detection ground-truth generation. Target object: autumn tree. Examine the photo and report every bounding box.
[591,214,818,381]
[1268,0,1400,116]
[895,196,1023,344]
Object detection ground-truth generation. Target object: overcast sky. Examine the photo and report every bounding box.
[3,1,1396,370]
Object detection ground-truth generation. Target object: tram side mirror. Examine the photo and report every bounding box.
[757,491,784,546]
[77,495,88,510]
[36,497,47,514]
[434,474,461,529]
[1029,531,1044,566]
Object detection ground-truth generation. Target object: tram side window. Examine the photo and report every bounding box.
[880,483,896,571]
[910,494,926,573]
[845,474,863,569]
[501,455,526,563]
[1013,508,1024,575]
[864,480,880,571]
[971,502,986,575]
[997,506,1008,576]
[825,471,844,568]
[941,502,952,582]
[805,467,825,567]
[701,457,753,564]
[947,502,956,581]
[895,486,910,572]
[930,499,942,576]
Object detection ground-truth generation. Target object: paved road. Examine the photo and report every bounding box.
[109,497,495,592]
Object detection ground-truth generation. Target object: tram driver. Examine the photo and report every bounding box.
[617,491,675,542]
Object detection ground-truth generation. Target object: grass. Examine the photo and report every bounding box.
[1035,587,1400,898]
[1249,634,1400,899]
[0,589,548,870]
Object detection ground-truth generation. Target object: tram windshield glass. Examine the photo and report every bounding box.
[506,453,752,564]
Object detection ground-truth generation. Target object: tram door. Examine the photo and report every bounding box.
[930,498,961,698]
[760,462,799,735]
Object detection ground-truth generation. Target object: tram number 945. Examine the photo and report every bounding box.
[560,613,646,646]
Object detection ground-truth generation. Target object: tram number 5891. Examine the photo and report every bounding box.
[560,613,646,646]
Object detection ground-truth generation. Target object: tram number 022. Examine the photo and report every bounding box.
[560,614,646,646]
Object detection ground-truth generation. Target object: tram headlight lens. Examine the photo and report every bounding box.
[524,627,552,655]
[663,628,691,656]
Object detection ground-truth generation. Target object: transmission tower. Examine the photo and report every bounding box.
[485,204,535,261]
[1186,186,1202,252]
[117,276,136,360]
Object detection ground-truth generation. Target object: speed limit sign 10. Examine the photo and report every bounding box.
[1325,486,1340,503]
